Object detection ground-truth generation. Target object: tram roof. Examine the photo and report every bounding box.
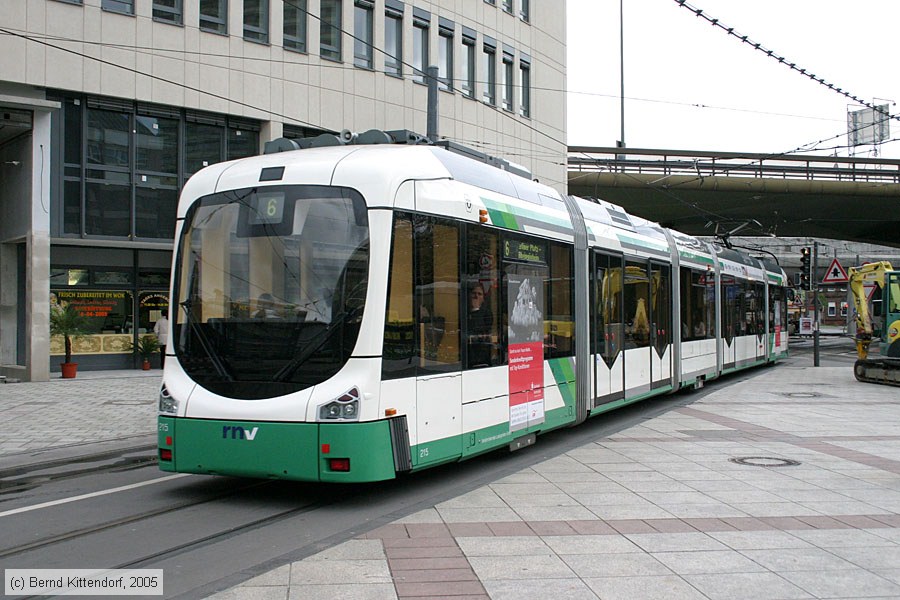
[179,143,782,278]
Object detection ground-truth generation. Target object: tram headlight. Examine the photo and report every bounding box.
[158,384,178,415]
[318,387,360,421]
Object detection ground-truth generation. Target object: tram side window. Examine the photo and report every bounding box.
[382,212,461,377]
[465,225,501,369]
[769,286,786,332]
[651,263,671,353]
[594,253,623,365]
[738,281,749,335]
[756,282,767,334]
[590,255,600,355]
[545,242,574,358]
[624,261,651,349]
[781,287,788,330]
[416,216,461,373]
[725,279,757,337]
[742,281,764,335]
[721,279,739,342]
[383,214,416,378]
[680,267,713,340]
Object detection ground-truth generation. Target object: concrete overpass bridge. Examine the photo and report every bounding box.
[567,147,900,249]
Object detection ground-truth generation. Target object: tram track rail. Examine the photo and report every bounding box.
[110,495,332,570]
[5,503,341,600]
[2,468,374,600]
[0,478,273,560]
[0,446,158,497]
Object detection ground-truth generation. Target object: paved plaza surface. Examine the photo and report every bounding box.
[3,354,900,599]
[0,369,159,463]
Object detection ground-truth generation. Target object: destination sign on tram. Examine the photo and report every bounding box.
[504,239,546,264]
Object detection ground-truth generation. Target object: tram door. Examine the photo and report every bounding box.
[413,216,462,467]
[720,277,738,371]
[593,252,625,405]
[754,282,766,363]
[650,262,673,389]
[623,259,652,396]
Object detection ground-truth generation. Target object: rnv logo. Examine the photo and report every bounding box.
[222,425,259,441]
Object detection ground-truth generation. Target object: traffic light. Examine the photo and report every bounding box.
[799,247,811,289]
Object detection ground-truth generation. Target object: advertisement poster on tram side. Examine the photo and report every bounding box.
[507,272,545,431]
[774,301,781,347]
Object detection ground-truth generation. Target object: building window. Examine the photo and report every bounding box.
[57,95,261,241]
[227,126,259,161]
[185,121,222,178]
[384,2,403,77]
[354,1,374,69]
[135,114,178,239]
[482,39,496,105]
[85,107,131,237]
[519,56,531,117]
[136,116,178,175]
[102,0,134,15]
[438,20,454,92]
[520,0,530,22]
[244,0,269,44]
[200,0,227,34]
[501,49,514,111]
[63,99,83,235]
[502,0,513,14]
[461,30,476,98]
[412,10,430,84]
[153,0,182,25]
[283,124,331,140]
[284,0,308,53]
[320,0,342,61]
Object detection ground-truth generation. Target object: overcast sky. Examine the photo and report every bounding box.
[566,0,900,158]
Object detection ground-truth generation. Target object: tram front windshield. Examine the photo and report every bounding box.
[173,185,369,399]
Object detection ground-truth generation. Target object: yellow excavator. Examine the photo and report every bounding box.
[848,261,900,386]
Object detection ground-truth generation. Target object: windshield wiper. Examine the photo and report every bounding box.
[180,300,234,381]
[272,306,361,383]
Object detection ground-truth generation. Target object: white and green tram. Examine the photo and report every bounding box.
[157,131,789,483]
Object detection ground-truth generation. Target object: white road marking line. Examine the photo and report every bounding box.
[0,473,191,518]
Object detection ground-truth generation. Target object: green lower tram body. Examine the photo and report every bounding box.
[157,407,571,484]
[158,417,399,483]
[158,348,790,483]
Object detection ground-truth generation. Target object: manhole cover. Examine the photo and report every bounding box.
[781,392,821,398]
[729,456,801,467]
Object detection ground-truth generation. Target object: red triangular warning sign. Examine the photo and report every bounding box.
[821,258,849,283]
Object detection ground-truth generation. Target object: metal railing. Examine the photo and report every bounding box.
[568,147,900,184]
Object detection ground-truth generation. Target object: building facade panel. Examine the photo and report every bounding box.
[0,0,567,380]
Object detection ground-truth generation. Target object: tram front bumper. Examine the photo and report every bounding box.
[157,417,397,483]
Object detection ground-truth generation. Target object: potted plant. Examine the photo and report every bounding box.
[49,302,88,378]
[128,334,160,370]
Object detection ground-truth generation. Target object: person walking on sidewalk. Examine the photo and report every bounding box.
[154,310,169,367]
